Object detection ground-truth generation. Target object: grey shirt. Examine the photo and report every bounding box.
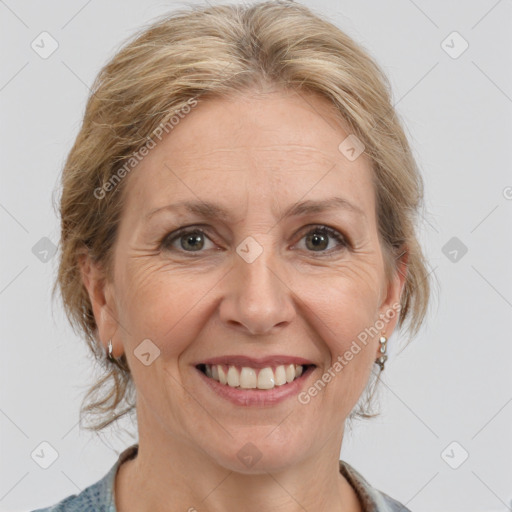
[31,444,412,511]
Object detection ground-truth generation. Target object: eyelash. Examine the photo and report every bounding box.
[160,224,349,256]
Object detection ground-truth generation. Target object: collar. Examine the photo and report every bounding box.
[339,459,409,511]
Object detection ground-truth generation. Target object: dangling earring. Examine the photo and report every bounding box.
[375,334,388,371]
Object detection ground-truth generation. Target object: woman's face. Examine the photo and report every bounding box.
[85,88,406,472]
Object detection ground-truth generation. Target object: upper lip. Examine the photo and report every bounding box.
[195,355,316,369]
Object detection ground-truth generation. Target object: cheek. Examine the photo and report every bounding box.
[299,282,379,411]
[303,267,381,343]
[117,262,218,355]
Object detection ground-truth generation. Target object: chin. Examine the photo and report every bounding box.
[207,432,309,475]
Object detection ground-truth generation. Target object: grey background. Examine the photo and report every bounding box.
[1,1,511,511]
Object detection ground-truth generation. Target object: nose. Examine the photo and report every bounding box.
[218,238,295,335]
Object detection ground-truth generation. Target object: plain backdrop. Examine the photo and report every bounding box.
[1,1,511,511]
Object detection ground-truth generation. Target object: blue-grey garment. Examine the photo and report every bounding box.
[31,444,411,511]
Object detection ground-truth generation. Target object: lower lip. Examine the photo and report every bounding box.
[195,366,316,406]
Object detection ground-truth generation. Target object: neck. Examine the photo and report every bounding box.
[115,408,362,512]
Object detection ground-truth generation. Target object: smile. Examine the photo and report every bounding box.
[197,363,313,390]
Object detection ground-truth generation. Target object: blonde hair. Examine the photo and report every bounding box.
[53,0,432,432]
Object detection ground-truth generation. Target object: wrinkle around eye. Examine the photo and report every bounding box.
[125,244,225,279]
[131,220,373,260]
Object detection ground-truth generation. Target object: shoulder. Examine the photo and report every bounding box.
[30,444,139,512]
[29,477,111,512]
[339,459,412,512]
[377,491,413,511]
[29,470,114,512]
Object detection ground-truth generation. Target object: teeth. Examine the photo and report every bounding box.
[218,365,227,385]
[203,363,306,390]
[257,367,275,389]
[274,365,287,386]
[240,367,257,388]
[227,366,239,387]
[285,364,295,383]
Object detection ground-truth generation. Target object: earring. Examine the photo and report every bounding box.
[375,334,388,371]
[107,339,115,361]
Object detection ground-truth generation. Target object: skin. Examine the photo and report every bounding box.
[80,87,407,512]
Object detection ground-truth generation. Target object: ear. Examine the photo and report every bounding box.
[78,251,123,358]
[377,246,408,336]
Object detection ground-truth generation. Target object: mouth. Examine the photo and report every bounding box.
[195,362,316,390]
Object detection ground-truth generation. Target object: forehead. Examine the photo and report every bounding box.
[120,89,375,217]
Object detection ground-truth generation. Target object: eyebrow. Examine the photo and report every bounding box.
[145,197,366,222]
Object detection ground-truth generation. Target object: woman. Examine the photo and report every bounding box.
[33,1,430,511]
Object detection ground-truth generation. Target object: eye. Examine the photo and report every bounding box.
[160,227,216,253]
[295,225,349,254]
[160,224,349,255]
